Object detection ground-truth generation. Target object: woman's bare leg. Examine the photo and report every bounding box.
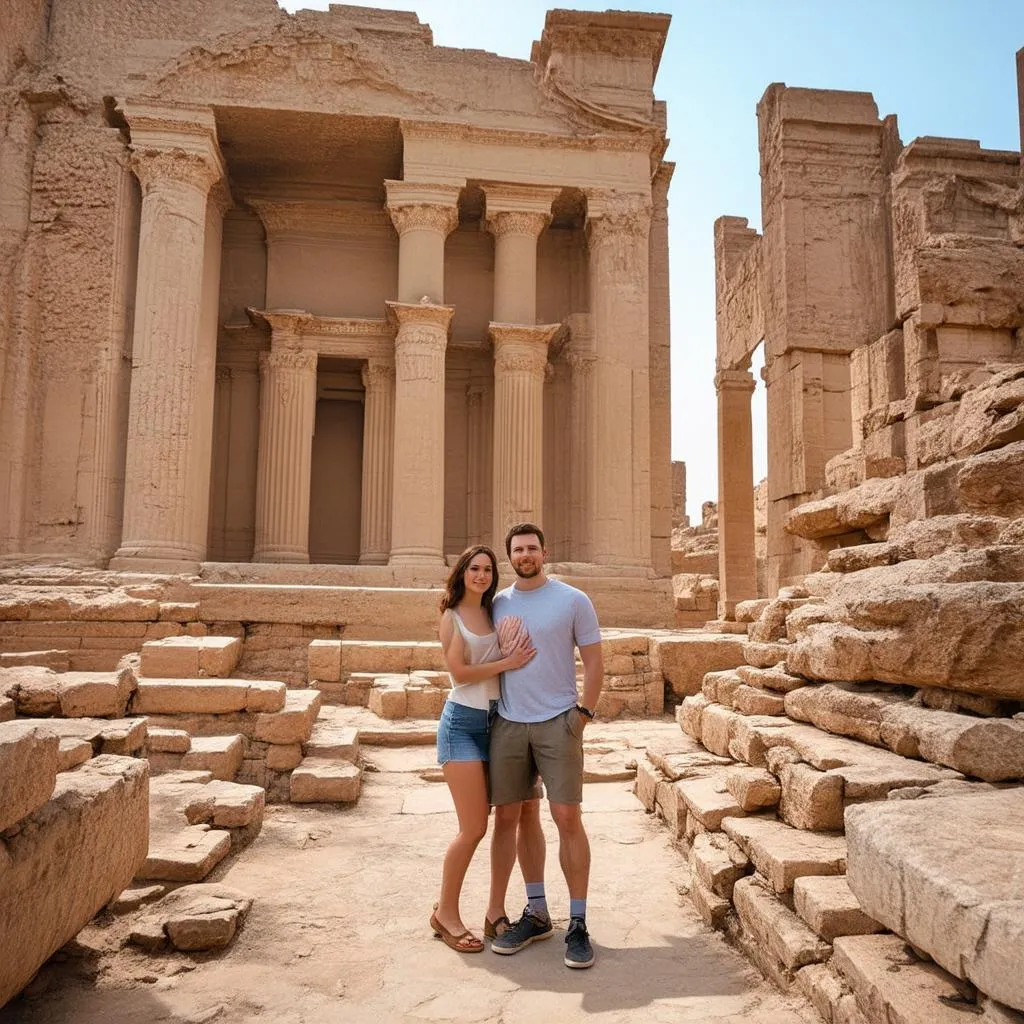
[436,760,490,937]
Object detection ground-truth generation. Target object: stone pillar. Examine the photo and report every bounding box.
[649,163,675,577]
[387,301,454,566]
[465,382,491,545]
[384,181,460,304]
[490,324,558,548]
[483,185,558,324]
[253,346,318,563]
[567,348,596,562]
[585,190,653,569]
[359,358,395,565]
[716,368,757,618]
[112,106,227,570]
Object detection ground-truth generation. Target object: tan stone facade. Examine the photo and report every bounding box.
[0,3,673,589]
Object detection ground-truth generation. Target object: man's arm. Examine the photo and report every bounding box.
[577,641,603,722]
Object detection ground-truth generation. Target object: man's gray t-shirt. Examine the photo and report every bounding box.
[492,579,601,724]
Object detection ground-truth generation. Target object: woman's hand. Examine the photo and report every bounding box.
[503,640,536,670]
[498,616,530,656]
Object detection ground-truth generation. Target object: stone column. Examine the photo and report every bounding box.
[490,324,558,548]
[253,346,318,563]
[112,107,227,570]
[359,358,395,565]
[716,368,758,618]
[567,348,596,562]
[465,382,491,545]
[483,185,558,323]
[387,301,454,566]
[384,181,460,304]
[585,190,653,569]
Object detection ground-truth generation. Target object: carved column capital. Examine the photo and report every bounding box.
[586,190,653,243]
[386,300,455,347]
[565,351,597,377]
[384,181,461,237]
[130,148,222,196]
[260,347,318,375]
[714,367,757,394]
[361,359,396,392]
[490,322,559,381]
[486,209,550,240]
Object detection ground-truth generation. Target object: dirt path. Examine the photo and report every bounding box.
[4,743,817,1024]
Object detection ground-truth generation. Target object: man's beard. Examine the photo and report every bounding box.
[512,561,541,579]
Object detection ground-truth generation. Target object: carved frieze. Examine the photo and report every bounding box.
[586,190,653,242]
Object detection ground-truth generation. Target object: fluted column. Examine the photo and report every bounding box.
[466,383,491,545]
[567,348,596,562]
[490,324,558,548]
[359,358,395,564]
[253,346,318,562]
[483,186,558,323]
[716,367,758,618]
[387,301,454,565]
[586,190,653,569]
[112,107,227,569]
[384,181,460,304]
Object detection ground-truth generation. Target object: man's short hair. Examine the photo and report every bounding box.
[505,522,545,559]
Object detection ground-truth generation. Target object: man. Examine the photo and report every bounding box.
[488,522,604,969]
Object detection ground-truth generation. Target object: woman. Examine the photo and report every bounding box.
[430,544,535,953]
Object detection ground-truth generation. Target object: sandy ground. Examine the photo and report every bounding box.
[3,739,817,1024]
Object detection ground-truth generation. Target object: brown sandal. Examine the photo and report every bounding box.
[484,915,511,939]
[430,912,484,953]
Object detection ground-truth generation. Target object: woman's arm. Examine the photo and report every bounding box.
[440,610,535,684]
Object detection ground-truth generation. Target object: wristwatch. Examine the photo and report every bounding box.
[575,704,595,720]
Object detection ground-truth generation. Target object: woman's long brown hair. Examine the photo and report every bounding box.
[440,545,499,617]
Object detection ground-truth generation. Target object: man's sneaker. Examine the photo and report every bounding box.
[490,907,553,954]
[564,916,594,969]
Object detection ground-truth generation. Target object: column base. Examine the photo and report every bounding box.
[358,553,390,566]
[388,552,446,568]
[252,551,310,564]
[108,555,202,574]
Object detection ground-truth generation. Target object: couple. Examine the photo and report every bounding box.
[430,522,604,969]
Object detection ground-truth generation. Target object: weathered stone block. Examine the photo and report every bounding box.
[253,690,321,745]
[678,775,744,831]
[778,761,845,831]
[650,634,746,697]
[0,721,60,832]
[725,766,781,811]
[0,756,149,1007]
[733,876,832,973]
[289,759,361,802]
[307,640,342,682]
[691,831,749,898]
[793,875,883,942]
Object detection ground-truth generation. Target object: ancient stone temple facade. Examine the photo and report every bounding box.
[0,2,674,591]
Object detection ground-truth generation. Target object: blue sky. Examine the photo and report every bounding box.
[282,0,1024,520]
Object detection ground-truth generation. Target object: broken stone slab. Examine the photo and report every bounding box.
[949,366,1024,458]
[731,684,787,717]
[634,755,661,813]
[180,734,245,781]
[736,663,807,694]
[307,639,342,682]
[289,758,362,803]
[701,669,742,703]
[265,742,303,770]
[846,788,1024,1012]
[785,682,910,747]
[139,636,242,679]
[785,476,902,540]
[793,875,884,941]
[748,597,821,644]
[742,641,793,669]
[827,542,901,574]
[733,876,832,974]
[689,874,732,930]
[881,703,1024,782]
[833,933,984,1024]
[130,883,253,952]
[700,702,746,758]
[789,580,1024,701]
[109,883,167,914]
[677,774,745,831]
[690,831,749,899]
[0,755,149,1007]
[140,825,232,883]
[0,721,59,832]
[57,737,93,772]
[643,733,710,776]
[677,694,709,742]
[735,599,771,623]
[253,689,321,744]
[723,815,847,893]
[778,761,845,831]
[132,678,286,715]
[0,650,71,672]
[0,696,13,722]
[25,716,148,756]
[146,727,191,754]
[648,634,746,697]
[888,513,1009,561]
[0,588,159,622]
[955,439,1024,519]
[725,765,781,811]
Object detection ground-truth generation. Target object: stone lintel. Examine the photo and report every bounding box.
[482,184,561,231]
[247,198,391,239]
[247,308,393,344]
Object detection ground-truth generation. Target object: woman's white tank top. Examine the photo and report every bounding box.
[446,610,501,710]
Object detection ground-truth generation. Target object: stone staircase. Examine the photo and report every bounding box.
[636,578,1024,1023]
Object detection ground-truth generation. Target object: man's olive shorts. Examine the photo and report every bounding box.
[489,708,584,806]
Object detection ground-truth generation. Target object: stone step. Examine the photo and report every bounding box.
[307,639,445,683]
[289,757,362,803]
[0,721,60,832]
[131,678,286,715]
[304,720,359,761]
[16,715,148,757]
[181,734,245,781]
[649,633,746,699]
[139,636,242,679]
[689,831,749,901]
[1,664,136,718]
[792,875,884,942]
[722,815,847,894]
[252,689,321,745]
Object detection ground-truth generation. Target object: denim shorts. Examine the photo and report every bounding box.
[436,700,490,765]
